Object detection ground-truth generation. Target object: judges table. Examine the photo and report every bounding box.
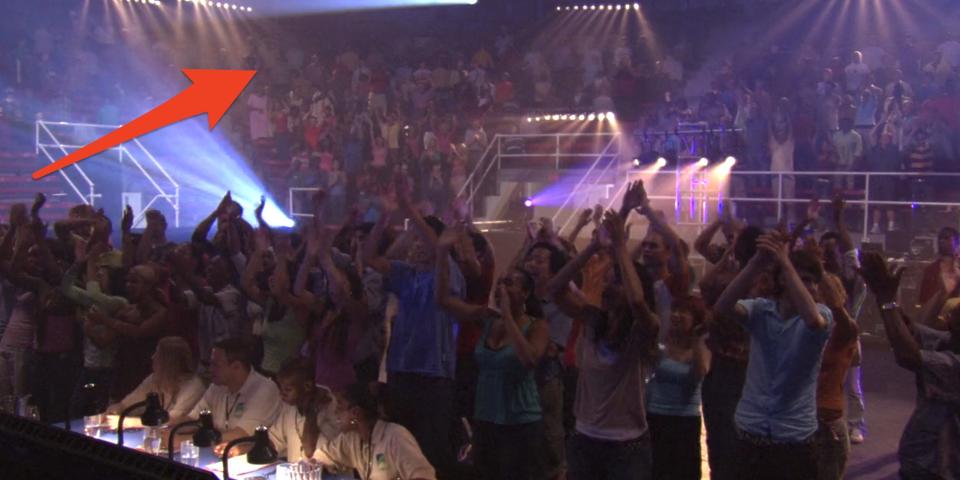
[61,417,353,480]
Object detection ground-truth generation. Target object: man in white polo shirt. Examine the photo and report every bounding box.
[169,338,281,449]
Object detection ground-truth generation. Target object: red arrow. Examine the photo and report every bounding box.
[32,69,256,180]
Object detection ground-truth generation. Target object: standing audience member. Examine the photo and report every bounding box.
[646,296,711,480]
[362,177,463,479]
[436,223,550,480]
[858,253,960,480]
[715,231,833,480]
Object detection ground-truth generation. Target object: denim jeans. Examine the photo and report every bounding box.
[701,354,747,480]
[567,431,652,480]
[814,416,849,480]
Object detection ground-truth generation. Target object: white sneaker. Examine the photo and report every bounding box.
[850,429,865,445]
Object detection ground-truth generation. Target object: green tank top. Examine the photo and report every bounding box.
[473,315,542,425]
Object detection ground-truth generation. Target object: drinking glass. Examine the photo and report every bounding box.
[275,462,322,480]
[84,414,103,438]
[143,427,162,455]
[179,439,199,467]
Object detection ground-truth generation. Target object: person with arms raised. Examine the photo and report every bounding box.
[714,230,833,480]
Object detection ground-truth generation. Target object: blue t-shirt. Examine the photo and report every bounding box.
[385,258,464,379]
[735,298,833,442]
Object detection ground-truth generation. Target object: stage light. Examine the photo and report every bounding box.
[534,116,542,122]
[598,113,606,120]
[526,117,533,123]
[606,111,615,121]
[696,158,710,168]
[615,4,621,9]
[587,113,596,121]
[633,158,641,167]
[590,5,596,10]
[524,199,534,207]
[723,156,737,166]
[560,114,568,120]
[633,3,640,9]
[655,157,667,168]
[578,114,586,120]
[556,5,561,10]
[551,114,561,121]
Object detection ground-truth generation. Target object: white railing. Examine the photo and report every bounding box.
[35,121,97,206]
[288,187,322,218]
[551,135,621,233]
[603,169,960,239]
[34,120,181,227]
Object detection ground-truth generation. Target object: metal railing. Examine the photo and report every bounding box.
[551,135,621,234]
[35,121,97,206]
[34,120,181,227]
[602,169,960,239]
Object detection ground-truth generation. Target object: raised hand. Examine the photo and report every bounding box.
[437,222,462,249]
[255,195,266,220]
[576,208,593,228]
[538,217,556,240]
[526,220,539,242]
[30,193,46,219]
[216,191,233,215]
[621,180,649,213]
[755,231,789,266]
[858,251,903,304]
[601,210,625,246]
[121,205,133,234]
[592,204,604,225]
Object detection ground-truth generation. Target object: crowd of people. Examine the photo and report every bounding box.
[0,178,956,480]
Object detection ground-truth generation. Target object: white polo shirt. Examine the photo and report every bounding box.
[268,400,340,462]
[189,369,280,435]
[314,420,436,480]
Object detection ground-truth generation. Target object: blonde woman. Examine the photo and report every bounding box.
[108,336,205,418]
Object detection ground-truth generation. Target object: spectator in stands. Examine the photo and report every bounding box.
[248,84,271,143]
[845,51,871,94]
[867,130,902,234]
[832,117,864,192]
